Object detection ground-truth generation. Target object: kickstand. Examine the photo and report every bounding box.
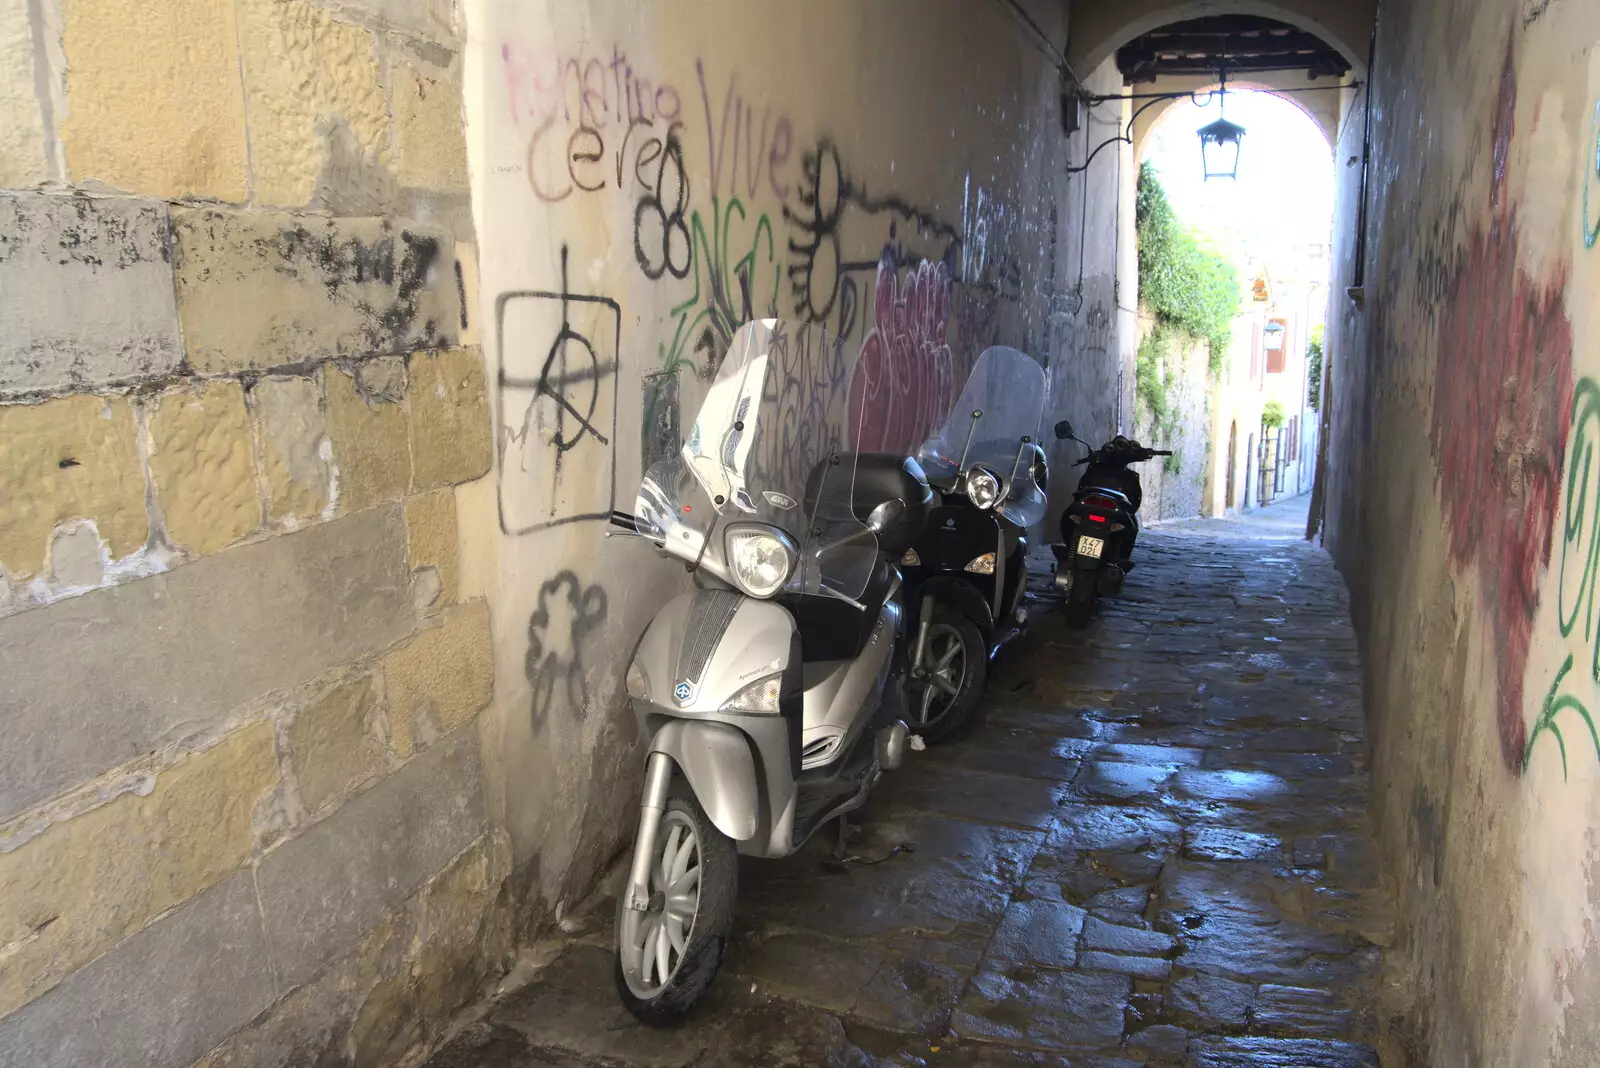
[832,813,853,861]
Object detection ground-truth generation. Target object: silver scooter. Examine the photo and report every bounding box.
[605,319,933,1024]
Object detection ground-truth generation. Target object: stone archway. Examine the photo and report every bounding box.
[1067,0,1374,79]
[1128,72,1339,165]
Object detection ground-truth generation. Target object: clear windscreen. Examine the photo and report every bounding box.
[915,345,1049,526]
[636,320,876,599]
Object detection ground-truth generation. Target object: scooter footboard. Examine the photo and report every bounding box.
[649,720,759,841]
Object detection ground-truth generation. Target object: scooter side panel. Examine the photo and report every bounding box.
[797,602,898,764]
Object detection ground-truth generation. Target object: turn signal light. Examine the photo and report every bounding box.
[964,552,996,574]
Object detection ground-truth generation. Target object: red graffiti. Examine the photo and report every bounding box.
[1430,44,1574,771]
[849,258,955,453]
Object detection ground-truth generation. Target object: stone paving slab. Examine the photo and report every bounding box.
[423,515,1390,1067]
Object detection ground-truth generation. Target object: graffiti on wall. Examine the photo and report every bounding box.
[1430,48,1575,771]
[1528,378,1600,775]
[1585,98,1600,249]
[500,42,685,205]
[497,247,623,535]
[783,138,964,340]
[526,570,610,730]
[849,256,957,452]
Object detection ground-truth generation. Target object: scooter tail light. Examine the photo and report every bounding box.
[1087,514,1108,523]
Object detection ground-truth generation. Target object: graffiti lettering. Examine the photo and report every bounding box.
[658,196,780,380]
[849,256,956,453]
[695,59,794,202]
[1529,378,1600,776]
[501,42,681,130]
[784,138,963,336]
[634,126,693,280]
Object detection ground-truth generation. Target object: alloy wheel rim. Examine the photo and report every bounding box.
[917,623,968,726]
[619,809,701,998]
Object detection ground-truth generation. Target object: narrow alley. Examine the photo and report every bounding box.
[426,498,1390,1067]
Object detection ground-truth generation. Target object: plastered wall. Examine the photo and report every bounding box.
[465,0,1124,922]
[1322,1,1600,1062]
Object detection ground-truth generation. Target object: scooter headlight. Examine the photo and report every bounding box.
[721,672,784,713]
[724,525,796,598]
[966,467,1001,510]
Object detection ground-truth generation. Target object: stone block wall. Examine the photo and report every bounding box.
[1129,316,1211,522]
[0,1,506,1065]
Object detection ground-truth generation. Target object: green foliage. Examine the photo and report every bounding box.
[1307,323,1324,411]
[1135,324,1182,459]
[1262,401,1286,429]
[1136,162,1240,374]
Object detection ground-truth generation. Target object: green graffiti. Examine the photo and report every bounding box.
[658,196,780,379]
[1528,377,1600,775]
[1525,655,1600,778]
[1585,100,1600,250]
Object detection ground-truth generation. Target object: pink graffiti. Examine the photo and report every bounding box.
[500,41,681,130]
[1429,41,1575,772]
[849,259,954,453]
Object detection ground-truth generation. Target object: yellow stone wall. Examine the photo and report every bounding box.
[0,0,504,1064]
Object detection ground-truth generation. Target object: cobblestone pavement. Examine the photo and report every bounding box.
[427,503,1390,1067]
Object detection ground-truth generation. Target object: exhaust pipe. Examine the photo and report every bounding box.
[877,720,910,770]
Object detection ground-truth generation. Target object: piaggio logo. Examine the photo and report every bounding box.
[673,681,694,705]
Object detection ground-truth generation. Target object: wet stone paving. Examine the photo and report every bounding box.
[428,503,1392,1067]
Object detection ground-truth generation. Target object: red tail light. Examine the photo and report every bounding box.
[1085,494,1121,511]
[1087,513,1108,523]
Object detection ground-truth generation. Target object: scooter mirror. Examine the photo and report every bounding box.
[865,498,906,534]
[1054,420,1075,441]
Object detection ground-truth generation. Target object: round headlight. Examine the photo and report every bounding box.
[724,526,796,598]
[967,467,1001,509]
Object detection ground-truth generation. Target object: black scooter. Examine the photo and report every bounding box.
[901,346,1049,741]
[1050,423,1170,627]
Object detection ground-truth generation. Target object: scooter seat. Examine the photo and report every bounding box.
[805,453,934,556]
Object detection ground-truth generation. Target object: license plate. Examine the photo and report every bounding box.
[1077,535,1104,559]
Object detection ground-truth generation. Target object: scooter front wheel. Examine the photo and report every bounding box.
[614,785,737,1025]
[913,610,987,744]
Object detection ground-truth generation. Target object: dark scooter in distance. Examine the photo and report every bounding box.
[1050,423,1170,627]
[900,345,1049,741]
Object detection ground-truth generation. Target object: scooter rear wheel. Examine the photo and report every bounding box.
[614,786,737,1026]
[1064,569,1096,628]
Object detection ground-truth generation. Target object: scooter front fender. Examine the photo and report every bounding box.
[649,719,759,841]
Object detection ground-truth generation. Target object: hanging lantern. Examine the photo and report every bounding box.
[1263,321,1285,351]
[1199,116,1246,180]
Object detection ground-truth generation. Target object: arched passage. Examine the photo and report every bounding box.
[1127,73,1338,163]
[1067,0,1374,78]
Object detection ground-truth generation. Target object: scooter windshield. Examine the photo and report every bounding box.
[635,320,876,600]
[916,345,1049,527]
